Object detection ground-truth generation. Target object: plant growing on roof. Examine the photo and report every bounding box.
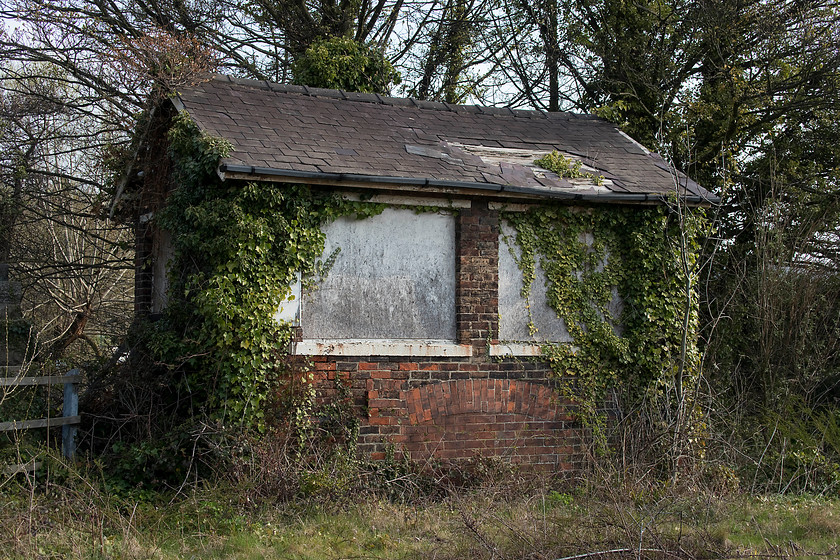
[534,150,604,184]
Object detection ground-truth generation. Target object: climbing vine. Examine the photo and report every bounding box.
[145,112,703,452]
[501,203,704,450]
[150,112,384,429]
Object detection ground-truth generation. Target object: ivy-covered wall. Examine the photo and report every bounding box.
[498,204,703,447]
[141,113,385,429]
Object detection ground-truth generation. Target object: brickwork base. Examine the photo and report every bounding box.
[309,356,586,471]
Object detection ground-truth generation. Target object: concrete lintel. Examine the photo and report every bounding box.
[293,339,473,357]
[488,202,534,212]
[488,343,543,357]
[338,192,471,209]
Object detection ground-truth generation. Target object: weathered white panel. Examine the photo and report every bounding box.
[303,208,456,340]
[498,221,624,342]
[498,223,572,342]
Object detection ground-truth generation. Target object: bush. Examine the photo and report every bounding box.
[292,36,400,94]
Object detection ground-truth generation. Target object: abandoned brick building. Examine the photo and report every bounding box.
[130,75,715,469]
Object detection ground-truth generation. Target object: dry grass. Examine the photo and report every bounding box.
[2,453,840,560]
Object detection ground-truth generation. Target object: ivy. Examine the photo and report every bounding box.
[502,204,704,450]
[534,151,604,185]
[151,112,384,429]
[148,112,703,450]
[291,36,400,94]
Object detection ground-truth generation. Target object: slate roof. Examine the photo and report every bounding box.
[172,74,716,205]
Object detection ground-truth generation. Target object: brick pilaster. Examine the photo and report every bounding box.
[455,200,499,356]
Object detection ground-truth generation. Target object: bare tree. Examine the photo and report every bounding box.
[0,1,219,364]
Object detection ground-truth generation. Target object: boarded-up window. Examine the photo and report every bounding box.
[302,207,456,341]
[498,221,622,342]
[498,222,572,342]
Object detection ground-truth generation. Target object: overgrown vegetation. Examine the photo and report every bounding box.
[70,115,392,489]
[3,451,840,560]
[501,203,703,461]
[2,2,840,558]
[143,113,386,430]
[534,151,604,184]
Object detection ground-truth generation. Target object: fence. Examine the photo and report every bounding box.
[1,367,81,473]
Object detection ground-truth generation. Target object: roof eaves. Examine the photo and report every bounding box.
[170,94,186,113]
[217,163,715,205]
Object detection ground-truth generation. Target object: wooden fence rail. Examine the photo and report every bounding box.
[1,368,81,462]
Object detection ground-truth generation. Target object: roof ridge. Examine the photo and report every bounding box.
[208,73,580,120]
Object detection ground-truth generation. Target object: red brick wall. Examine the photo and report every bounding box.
[306,201,589,470]
[456,200,499,356]
[311,357,583,469]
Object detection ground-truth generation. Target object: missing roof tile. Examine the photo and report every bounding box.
[405,144,464,165]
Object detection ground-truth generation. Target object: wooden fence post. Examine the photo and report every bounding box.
[62,369,79,459]
[1,369,82,472]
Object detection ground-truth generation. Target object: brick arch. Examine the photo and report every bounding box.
[403,379,563,425]
[399,379,579,468]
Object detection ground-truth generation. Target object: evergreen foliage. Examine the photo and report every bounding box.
[292,36,400,94]
[503,203,703,451]
[1,0,839,491]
